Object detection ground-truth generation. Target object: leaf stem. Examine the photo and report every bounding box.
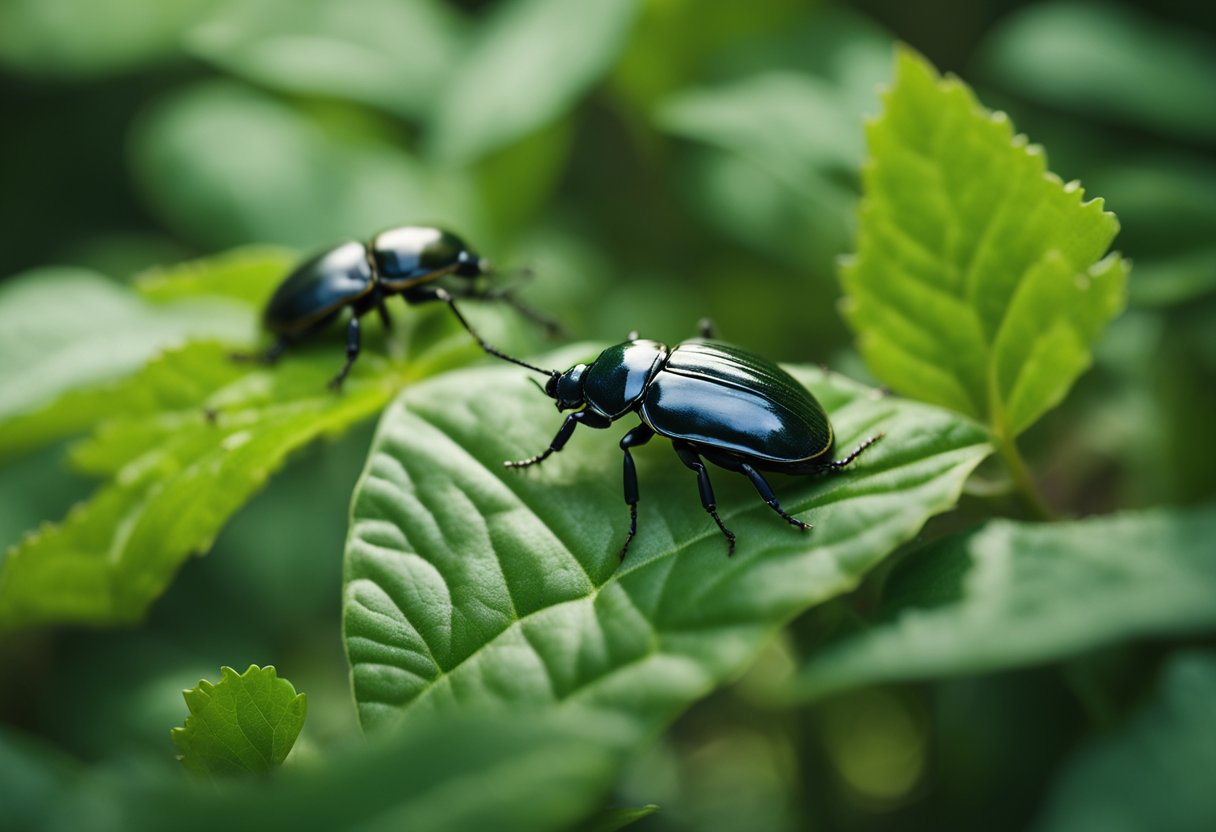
[997,436,1056,521]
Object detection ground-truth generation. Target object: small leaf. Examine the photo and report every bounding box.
[1036,650,1216,832]
[784,504,1216,702]
[187,0,466,119]
[840,48,1128,439]
[171,665,306,778]
[344,348,991,732]
[425,0,641,164]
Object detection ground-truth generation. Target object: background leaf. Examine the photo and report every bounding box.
[12,710,631,832]
[784,503,1216,702]
[1035,650,1216,832]
[839,48,1127,439]
[979,1,1216,142]
[171,664,306,778]
[343,347,992,731]
[0,267,253,434]
[187,0,466,119]
[425,0,641,165]
[0,341,403,630]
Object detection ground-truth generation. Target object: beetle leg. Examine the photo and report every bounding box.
[328,316,362,390]
[739,463,812,532]
[673,442,736,556]
[505,409,611,469]
[232,337,289,365]
[377,300,394,331]
[826,433,885,471]
[618,424,655,560]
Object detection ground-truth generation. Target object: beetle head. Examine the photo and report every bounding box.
[455,249,488,278]
[546,364,587,411]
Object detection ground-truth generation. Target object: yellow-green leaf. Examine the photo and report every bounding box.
[840,47,1128,440]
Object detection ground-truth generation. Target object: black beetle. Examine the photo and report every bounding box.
[480,321,883,559]
[251,226,556,388]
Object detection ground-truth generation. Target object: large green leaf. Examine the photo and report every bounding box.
[840,48,1127,440]
[171,665,307,779]
[424,0,641,165]
[343,347,991,731]
[784,504,1216,702]
[1036,650,1216,832]
[9,710,632,832]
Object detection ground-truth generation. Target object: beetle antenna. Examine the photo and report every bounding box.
[435,288,558,376]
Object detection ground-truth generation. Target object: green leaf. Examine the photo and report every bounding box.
[1036,650,1216,832]
[980,1,1216,142]
[135,245,297,307]
[171,665,306,778]
[343,347,991,732]
[186,0,466,119]
[577,804,660,832]
[0,339,412,630]
[784,504,1216,702]
[0,0,216,79]
[131,81,480,249]
[425,0,641,165]
[48,710,630,832]
[839,48,1127,440]
[0,266,254,452]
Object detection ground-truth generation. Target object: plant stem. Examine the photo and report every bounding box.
[997,436,1056,521]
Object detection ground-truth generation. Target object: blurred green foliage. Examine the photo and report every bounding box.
[1,0,1214,830]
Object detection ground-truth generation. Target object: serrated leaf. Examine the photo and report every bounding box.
[343,347,991,732]
[425,0,641,165]
[186,0,466,119]
[0,337,421,630]
[784,504,1216,702]
[171,665,306,778]
[840,48,1127,440]
[1035,650,1216,832]
[0,267,254,438]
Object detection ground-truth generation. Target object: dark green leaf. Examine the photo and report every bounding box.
[1036,650,1216,832]
[980,1,1216,141]
[344,348,991,731]
[171,665,306,778]
[785,504,1216,701]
